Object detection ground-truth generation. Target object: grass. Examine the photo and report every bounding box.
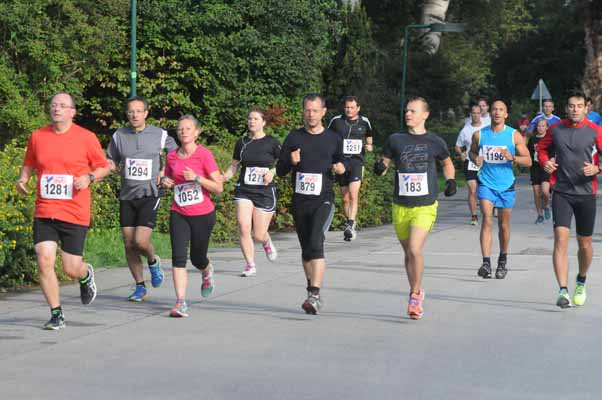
[83,228,237,269]
[84,228,172,269]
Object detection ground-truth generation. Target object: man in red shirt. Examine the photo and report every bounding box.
[16,92,110,330]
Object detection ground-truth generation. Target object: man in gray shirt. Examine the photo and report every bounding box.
[107,96,178,301]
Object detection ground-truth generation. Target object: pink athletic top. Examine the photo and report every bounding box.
[165,145,219,216]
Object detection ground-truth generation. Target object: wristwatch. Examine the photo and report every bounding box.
[194,175,201,184]
[88,173,95,184]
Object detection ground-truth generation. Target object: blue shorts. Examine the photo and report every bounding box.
[477,185,515,209]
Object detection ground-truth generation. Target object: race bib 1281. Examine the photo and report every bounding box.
[40,174,73,200]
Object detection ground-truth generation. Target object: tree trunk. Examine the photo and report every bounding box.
[582,0,602,109]
[341,0,360,11]
[420,0,450,55]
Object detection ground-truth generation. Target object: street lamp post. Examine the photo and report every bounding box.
[130,0,137,97]
[400,22,465,130]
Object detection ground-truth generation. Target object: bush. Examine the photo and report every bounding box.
[0,141,38,289]
[0,138,397,290]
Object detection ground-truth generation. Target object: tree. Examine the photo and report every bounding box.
[580,0,602,109]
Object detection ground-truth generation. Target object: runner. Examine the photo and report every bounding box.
[107,96,177,301]
[16,92,110,330]
[469,100,532,279]
[373,96,456,320]
[223,107,281,277]
[527,118,551,224]
[276,93,348,315]
[538,92,602,308]
[454,104,483,225]
[327,96,374,241]
[161,115,223,317]
[527,99,560,134]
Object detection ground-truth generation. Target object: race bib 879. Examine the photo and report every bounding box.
[295,172,322,195]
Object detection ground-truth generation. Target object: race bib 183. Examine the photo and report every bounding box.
[125,158,152,180]
[482,145,508,164]
[244,167,269,185]
[398,172,429,197]
[295,172,322,195]
[40,174,73,200]
[343,139,362,155]
[174,182,203,207]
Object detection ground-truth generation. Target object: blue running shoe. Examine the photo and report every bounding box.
[149,255,163,288]
[544,207,551,220]
[128,284,148,302]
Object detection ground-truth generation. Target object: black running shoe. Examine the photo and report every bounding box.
[80,264,97,305]
[495,260,507,279]
[478,262,492,278]
[43,313,65,330]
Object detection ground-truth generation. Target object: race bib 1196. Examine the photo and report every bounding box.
[482,145,508,164]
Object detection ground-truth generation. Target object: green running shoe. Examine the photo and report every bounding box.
[556,289,571,309]
[574,282,587,306]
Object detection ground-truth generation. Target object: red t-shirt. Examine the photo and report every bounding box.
[23,124,108,226]
[165,145,219,216]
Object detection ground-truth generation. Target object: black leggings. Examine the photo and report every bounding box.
[169,210,216,269]
[292,200,335,261]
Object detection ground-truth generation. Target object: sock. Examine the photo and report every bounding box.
[308,286,320,296]
[248,262,256,268]
[472,214,478,219]
[483,257,491,265]
[136,281,146,287]
[577,274,587,284]
[560,286,568,292]
[148,257,157,266]
[347,219,355,227]
[498,253,507,262]
[79,270,91,284]
[51,306,62,316]
[307,279,311,291]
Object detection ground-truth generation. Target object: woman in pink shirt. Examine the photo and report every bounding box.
[162,115,223,317]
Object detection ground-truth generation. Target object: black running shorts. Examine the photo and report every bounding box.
[336,158,364,186]
[119,196,161,228]
[552,191,596,236]
[233,186,277,212]
[33,218,88,256]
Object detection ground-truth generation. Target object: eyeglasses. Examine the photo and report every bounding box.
[50,103,74,109]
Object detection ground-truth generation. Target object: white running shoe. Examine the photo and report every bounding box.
[263,239,277,262]
[241,264,257,277]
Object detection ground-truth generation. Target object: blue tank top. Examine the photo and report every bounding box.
[478,125,516,191]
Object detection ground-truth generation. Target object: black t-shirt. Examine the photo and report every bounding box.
[328,115,373,162]
[527,134,553,172]
[276,127,347,203]
[232,135,281,193]
[383,132,450,207]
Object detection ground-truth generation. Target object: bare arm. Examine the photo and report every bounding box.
[222,160,239,181]
[505,131,532,167]
[469,131,482,166]
[439,157,455,180]
[16,165,35,195]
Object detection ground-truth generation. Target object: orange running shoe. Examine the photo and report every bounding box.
[407,289,425,320]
